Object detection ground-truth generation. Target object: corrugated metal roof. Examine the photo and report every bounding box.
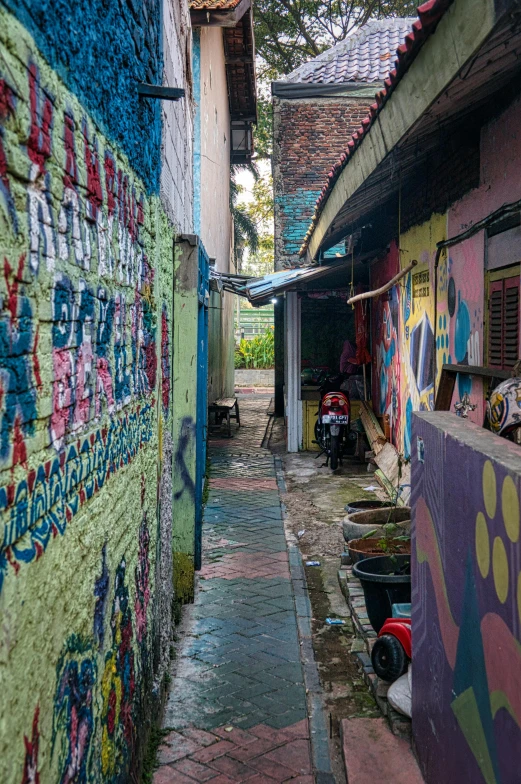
[285,18,416,85]
[242,259,350,304]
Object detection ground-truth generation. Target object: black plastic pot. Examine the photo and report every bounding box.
[344,500,393,514]
[352,555,411,634]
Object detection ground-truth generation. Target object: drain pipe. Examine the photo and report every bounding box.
[432,197,521,398]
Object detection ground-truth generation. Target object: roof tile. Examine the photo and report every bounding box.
[285,18,416,85]
[189,0,243,10]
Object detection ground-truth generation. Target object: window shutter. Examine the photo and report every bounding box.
[504,277,519,369]
[488,275,520,370]
[489,280,503,368]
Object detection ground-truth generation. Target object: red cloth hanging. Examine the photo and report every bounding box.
[354,295,371,365]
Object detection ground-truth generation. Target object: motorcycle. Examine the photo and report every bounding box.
[314,373,351,470]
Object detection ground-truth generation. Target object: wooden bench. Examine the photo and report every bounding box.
[208,397,241,438]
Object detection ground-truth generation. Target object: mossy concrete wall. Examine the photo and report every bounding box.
[0,4,193,782]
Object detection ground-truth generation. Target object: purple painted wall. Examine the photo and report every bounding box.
[411,412,521,784]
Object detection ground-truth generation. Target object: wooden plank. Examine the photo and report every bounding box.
[213,398,237,409]
[440,364,511,380]
[434,369,456,411]
[359,401,387,455]
[435,364,511,411]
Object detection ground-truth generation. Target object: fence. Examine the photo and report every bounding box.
[235,304,274,341]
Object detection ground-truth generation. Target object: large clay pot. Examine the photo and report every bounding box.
[344,500,394,515]
[343,507,411,543]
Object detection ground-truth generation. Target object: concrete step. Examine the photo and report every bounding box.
[341,718,424,784]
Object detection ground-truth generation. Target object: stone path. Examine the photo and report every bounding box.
[156,397,314,783]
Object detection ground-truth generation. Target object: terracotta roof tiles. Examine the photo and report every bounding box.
[189,0,244,9]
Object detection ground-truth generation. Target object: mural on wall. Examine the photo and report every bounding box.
[0,8,173,783]
[372,243,403,448]
[412,415,521,784]
[21,706,41,784]
[445,233,485,423]
[0,51,158,587]
[372,221,443,458]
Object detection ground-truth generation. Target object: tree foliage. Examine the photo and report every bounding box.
[230,164,260,271]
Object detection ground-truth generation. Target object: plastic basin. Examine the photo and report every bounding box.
[352,555,411,633]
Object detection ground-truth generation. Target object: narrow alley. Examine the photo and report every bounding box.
[155,397,317,783]
[3,1,521,783]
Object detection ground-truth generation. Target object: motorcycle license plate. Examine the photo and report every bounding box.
[323,415,348,424]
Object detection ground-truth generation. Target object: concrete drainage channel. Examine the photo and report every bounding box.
[275,457,336,784]
[276,449,424,783]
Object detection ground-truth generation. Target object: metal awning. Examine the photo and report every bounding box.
[241,258,353,305]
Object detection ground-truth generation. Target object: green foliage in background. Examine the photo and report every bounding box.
[235,328,275,369]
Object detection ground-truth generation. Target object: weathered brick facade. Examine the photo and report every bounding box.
[273,95,374,268]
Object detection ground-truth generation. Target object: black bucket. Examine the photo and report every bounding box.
[352,555,411,634]
[344,500,394,514]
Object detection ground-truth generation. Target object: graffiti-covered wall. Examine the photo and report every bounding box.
[371,95,521,457]
[371,217,445,456]
[412,412,521,784]
[0,3,193,781]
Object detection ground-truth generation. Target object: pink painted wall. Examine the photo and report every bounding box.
[446,95,521,423]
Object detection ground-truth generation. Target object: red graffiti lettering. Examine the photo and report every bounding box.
[28,63,52,175]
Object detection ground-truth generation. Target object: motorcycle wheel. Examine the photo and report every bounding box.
[330,435,339,470]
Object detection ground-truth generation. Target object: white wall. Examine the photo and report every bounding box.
[162,0,194,232]
[199,26,232,271]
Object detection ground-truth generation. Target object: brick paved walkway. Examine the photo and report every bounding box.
[155,398,313,784]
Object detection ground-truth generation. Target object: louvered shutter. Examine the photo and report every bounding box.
[488,275,520,370]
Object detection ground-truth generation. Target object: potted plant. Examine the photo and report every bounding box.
[347,522,411,564]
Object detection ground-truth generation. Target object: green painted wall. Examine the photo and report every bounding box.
[0,9,184,782]
[172,237,199,603]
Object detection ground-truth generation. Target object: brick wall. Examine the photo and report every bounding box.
[0,2,194,782]
[273,96,374,268]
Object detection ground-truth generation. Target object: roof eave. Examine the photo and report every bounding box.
[271,81,383,99]
[224,7,257,123]
[304,0,507,260]
[190,0,251,27]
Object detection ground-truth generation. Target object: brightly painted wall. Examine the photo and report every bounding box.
[442,94,521,423]
[0,3,193,781]
[372,216,444,456]
[412,412,521,784]
[372,94,521,456]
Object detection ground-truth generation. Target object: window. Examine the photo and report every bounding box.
[488,271,520,370]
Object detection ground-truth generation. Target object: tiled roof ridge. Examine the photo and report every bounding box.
[300,0,455,257]
[285,17,418,84]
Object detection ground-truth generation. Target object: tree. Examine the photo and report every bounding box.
[230,164,260,272]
